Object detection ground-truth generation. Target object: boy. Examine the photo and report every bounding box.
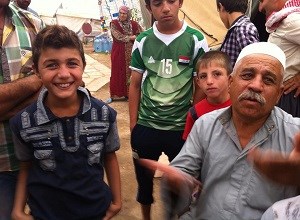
[9,25,121,220]
[182,51,232,140]
[217,0,259,67]
[129,0,209,219]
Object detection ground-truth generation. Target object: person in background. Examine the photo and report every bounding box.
[217,0,260,67]
[182,51,232,140]
[139,42,300,219]
[129,0,209,219]
[0,1,44,219]
[10,25,121,220]
[259,0,300,117]
[13,0,38,16]
[106,6,143,104]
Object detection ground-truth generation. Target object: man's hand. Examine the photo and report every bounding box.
[248,133,300,186]
[283,74,300,97]
[138,159,201,193]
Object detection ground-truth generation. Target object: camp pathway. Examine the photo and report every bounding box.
[83,53,111,94]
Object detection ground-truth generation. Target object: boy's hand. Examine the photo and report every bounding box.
[103,202,122,220]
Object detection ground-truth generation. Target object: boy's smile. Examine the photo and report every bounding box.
[35,47,84,108]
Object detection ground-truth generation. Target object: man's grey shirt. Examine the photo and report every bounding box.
[170,106,300,220]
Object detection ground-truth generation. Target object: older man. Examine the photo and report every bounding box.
[259,0,300,117]
[140,42,300,219]
[0,1,44,219]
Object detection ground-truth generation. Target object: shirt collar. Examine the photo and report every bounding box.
[36,86,91,125]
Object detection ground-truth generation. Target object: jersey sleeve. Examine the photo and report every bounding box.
[192,34,210,76]
[130,38,146,73]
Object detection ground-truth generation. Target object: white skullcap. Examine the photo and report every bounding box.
[235,42,286,69]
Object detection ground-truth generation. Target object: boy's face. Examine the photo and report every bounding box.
[146,0,183,25]
[197,61,229,104]
[35,47,85,104]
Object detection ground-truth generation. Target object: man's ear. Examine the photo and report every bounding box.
[179,0,183,8]
[33,64,40,78]
[276,84,284,104]
[228,75,233,91]
[146,4,152,13]
[218,3,225,12]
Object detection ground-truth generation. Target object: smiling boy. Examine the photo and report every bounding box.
[10,25,121,220]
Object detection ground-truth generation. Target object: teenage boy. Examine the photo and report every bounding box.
[217,0,259,67]
[129,0,209,219]
[10,25,121,220]
[182,51,232,140]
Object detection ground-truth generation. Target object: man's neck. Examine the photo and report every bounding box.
[156,19,183,35]
[228,12,244,27]
[231,111,269,148]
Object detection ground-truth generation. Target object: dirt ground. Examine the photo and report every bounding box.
[83,44,165,220]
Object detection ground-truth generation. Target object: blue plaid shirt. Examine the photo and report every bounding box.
[220,15,259,67]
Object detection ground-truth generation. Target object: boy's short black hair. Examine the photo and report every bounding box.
[32,25,86,69]
[216,0,248,14]
[196,50,232,75]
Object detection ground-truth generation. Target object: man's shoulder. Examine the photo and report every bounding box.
[272,107,300,127]
[89,96,117,119]
[136,27,153,42]
[9,3,44,30]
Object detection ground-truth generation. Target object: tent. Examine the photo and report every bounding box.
[138,0,268,47]
[30,0,103,38]
[30,0,143,37]
[30,0,267,46]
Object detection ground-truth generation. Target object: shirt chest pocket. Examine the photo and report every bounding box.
[87,143,104,165]
[34,149,56,171]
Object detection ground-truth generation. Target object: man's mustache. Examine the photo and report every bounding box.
[238,90,266,106]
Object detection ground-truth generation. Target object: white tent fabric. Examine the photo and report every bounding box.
[30,0,143,38]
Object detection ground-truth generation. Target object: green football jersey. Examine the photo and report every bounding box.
[130,21,209,130]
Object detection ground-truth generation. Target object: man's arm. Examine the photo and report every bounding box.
[0,74,42,119]
[103,152,122,220]
[11,161,33,220]
[128,71,143,131]
[283,73,300,97]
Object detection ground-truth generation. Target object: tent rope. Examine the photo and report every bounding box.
[180,9,220,46]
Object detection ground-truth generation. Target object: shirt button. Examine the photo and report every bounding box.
[68,136,73,140]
